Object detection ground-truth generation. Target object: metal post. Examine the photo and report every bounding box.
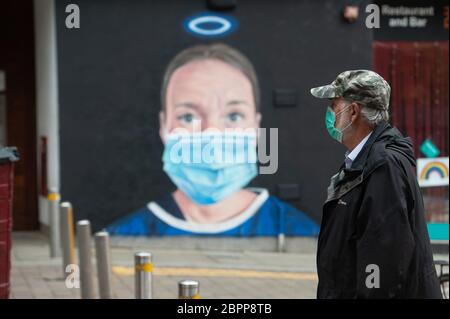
[48,189,61,258]
[178,280,200,299]
[134,252,152,299]
[77,220,95,299]
[60,202,76,277]
[95,231,113,299]
[277,209,286,253]
[277,233,285,253]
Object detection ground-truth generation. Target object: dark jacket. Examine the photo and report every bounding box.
[317,122,442,299]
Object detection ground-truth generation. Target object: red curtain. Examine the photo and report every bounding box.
[374,41,449,223]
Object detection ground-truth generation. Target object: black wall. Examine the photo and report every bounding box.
[56,0,373,231]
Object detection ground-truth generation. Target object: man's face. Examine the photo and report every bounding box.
[161,59,260,135]
[330,97,352,129]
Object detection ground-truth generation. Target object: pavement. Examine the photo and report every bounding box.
[10,232,319,299]
[9,232,449,299]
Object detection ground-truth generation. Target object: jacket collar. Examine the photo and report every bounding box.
[325,122,394,203]
[343,121,391,174]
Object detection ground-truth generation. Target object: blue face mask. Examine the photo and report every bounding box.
[162,132,258,205]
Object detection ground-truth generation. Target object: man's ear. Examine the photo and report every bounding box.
[350,102,360,121]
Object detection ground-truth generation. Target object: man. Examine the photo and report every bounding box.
[310,70,442,299]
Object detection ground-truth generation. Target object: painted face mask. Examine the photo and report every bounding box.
[325,104,352,143]
[162,132,258,205]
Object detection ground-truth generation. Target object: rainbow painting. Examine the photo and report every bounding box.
[417,157,449,187]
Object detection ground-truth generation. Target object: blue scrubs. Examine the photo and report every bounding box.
[107,191,319,237]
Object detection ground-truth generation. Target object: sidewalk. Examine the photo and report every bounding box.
[10,232,318,299]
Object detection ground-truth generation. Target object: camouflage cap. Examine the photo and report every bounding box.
[310,70,391,110]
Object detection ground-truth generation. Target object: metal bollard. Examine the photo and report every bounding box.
[48,189,61,258]
[60,202,76,277]
[95,231,113,299]
[178,280,200,299]
[277,233,285,253]
[277,210,286,253]
[77,220,96,299]
[134,252,153,299]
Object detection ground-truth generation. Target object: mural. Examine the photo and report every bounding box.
[106,44,319,236]
[57,1,375,235]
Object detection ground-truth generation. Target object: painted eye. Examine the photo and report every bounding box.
[227,112,244,123]
[177,113,196,124]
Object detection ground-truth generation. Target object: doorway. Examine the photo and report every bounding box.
[0,1,38,230]
[374,41,449,237]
